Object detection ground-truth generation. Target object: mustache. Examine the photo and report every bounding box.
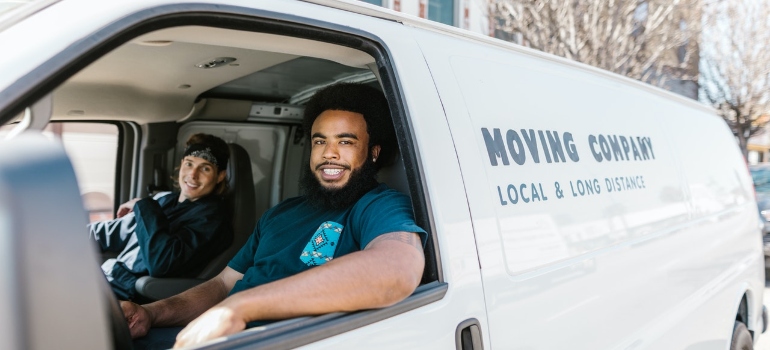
[315,161,351,171]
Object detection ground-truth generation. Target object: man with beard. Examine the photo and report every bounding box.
[121,83,427,349]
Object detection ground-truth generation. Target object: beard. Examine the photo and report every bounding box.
[300,158,379,210]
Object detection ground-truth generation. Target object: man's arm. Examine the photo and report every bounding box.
[121,267,243,338]
[173,231,424,348]
[116,198,141,218]
[88,198,142,253]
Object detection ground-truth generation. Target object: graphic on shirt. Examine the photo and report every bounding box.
[300,221,343,266]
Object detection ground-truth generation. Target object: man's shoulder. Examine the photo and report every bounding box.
[154,191,175,201]
[354,183,410,209]
[363,183,408,199]
[265,195,308,216]
[265,184,407,216]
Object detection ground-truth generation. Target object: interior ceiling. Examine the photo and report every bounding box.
[51,25,376,124]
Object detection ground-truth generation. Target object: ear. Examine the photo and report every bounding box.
[371,145,381,161]
[217,169,227,183]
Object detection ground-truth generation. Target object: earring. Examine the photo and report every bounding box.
[373,157,377,162]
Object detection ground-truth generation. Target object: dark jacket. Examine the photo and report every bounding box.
[89,192,232,300]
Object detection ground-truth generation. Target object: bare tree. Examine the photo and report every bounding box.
[489,0,700,97]
[700,0,770,158]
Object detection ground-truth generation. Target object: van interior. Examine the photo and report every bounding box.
[0,15,441,348]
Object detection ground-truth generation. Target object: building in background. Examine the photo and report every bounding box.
[359,0,490,35]
[747,116,770,164]
[364,0,699,101]
[748,132,770,164]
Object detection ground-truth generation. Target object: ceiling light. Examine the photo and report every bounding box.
[196,57,236,69]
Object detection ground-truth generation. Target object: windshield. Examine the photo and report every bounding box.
[751,166,770,194]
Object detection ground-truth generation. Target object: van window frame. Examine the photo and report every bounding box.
[0,3,446,348]
[49,120,124,221]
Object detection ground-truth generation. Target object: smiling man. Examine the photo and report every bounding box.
[90,133,233,301]
[120,83,426,349]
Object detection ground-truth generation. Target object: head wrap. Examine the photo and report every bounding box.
[183,143,228,170]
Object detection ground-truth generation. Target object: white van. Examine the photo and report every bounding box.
[0,0,765,349]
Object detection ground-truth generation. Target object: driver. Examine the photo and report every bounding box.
[121,82,427,349]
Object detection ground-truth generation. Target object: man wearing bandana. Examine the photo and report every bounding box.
[90,133,233,301]
[121,83,427,349]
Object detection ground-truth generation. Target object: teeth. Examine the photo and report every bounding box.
[323,169,342,175]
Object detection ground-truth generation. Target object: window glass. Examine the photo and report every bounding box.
[428,0,454,25]
[0,122,119,222]
[358,0,383,5]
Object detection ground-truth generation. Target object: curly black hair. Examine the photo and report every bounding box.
[302,82,398,169]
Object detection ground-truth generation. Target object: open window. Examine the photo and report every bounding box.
[0,5,444,348]
[0,121,121,222]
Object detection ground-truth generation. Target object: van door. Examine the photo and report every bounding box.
[0,133,113,350]
[410,26,748,349]
[0,1,489,348]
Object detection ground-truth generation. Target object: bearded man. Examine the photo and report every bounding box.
[120,82,426,349]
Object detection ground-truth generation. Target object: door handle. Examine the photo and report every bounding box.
[456,318,483,350]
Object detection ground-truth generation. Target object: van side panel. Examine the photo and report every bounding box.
[411,26,763,349]
[657,104,765,336]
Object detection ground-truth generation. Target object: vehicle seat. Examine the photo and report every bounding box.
[377,153,410,195]
[134,142,257,300]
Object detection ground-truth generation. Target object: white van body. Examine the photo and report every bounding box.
[0,0,764,349]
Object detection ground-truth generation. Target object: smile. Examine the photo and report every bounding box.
[185,181,200,188]
[323,169,343,175]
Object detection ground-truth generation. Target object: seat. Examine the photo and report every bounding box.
[135,143,257,300]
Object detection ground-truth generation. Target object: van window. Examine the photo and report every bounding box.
[0,122,119,222]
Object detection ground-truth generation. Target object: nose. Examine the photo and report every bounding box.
[322,143,339,160]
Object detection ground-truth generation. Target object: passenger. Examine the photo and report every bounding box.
[90,133,233,301]
[121,83,427,349]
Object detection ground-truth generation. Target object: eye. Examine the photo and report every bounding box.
[313,139,325,145]
[340,140,351,145]
[184,161,193,167]
[202,166,212,173]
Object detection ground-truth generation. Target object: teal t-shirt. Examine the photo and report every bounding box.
[227,183,426,301]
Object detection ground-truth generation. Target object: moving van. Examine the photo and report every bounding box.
[0,0,765,349]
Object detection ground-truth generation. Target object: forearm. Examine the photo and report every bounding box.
[145,276,230,327]
[223,240,423,322]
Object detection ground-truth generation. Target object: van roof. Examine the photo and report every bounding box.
[305,0,716,115]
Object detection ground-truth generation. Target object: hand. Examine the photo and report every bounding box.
[173,304,246,348]
[121,301,152,339]
[116,198,141,218]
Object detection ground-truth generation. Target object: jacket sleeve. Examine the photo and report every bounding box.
[132,197,231,277]
[88,213,137,253]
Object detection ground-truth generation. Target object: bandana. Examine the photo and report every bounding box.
[183,143,227,170]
